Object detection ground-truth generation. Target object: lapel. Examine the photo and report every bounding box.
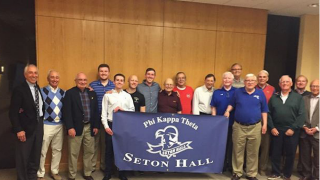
[74,87,84,113]
[23,81,37,110]
[311,99,319,120]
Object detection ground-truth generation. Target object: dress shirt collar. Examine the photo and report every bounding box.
[49,85,59,93]
[26,80,36,87]
[202,85,214,92]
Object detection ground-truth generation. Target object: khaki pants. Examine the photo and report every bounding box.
[37,124,64,177]
[258,130,270,174]
[232,121,261,177]
[92,123,105,171]
[68,124,94,179]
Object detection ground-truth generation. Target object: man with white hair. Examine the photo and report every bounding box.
[267,75,306,180]
[211,71,236,172]
[256,70,275,175]
[37,70,65,180]
[225,74,268,180]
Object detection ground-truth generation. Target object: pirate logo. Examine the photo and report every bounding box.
[147,125,192,159]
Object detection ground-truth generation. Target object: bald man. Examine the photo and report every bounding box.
[63,73,99,180]
[125,75,146,112]
[158,78,182,114]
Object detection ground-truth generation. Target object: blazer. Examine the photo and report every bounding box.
[63,86,99,136]
[301,94,319,139]
[9,81,44,137]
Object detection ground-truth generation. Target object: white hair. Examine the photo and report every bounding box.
[245,73,257,81]
[24,64,38,74]
[279,75,292,83]
[222,71,234,79]
[47,70,59,79]
[258,70,269,76]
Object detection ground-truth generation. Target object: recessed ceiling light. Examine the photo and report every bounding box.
[308,3,319,8]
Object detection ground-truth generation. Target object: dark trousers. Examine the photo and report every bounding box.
[271,129,299,178]
[105,122,126,178]
[299,135,319,179]
[15,120,43,180]
[224,126,233,172]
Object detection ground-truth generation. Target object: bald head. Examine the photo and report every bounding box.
[164,78,174,93]
[310,79,319,96]
[128,75,139,89]
[75,72,87,91]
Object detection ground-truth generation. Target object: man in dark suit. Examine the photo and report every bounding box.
[63,72,99,180]
[299,79,319,180]
[9,64,44,180]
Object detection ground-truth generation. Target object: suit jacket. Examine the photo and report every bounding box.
[300,94,319,139]
[63,86,99,136]
[9,81,44,137]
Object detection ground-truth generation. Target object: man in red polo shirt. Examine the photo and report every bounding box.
[256,70,275,176]
[173,72,193,114]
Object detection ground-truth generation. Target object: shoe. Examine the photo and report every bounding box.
[37,177,45,180]
[103,175,111,180]
[247,177,258,180]
[119,175,128,180]
[83,176,94,180]
[231,174,241,180]
[299,177,312,180]
[283,177,291,180]
[68,178,75,180]
[51,173,62,180]
[268,175,282,180]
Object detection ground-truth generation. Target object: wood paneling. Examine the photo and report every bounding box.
[164,0,217,30]
[37,16,104,90]
[36,0,104,21]
[215,31,266,86]
[105,0,164,26]
[217,6,268,34]
[162,28,216,88]
[105,23,163,88]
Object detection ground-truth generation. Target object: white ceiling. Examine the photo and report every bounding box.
[177,0,319,17]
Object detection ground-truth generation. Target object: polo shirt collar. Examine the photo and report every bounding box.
[161,90,173,96]
[98,79,112,86]
[143,80,155,86]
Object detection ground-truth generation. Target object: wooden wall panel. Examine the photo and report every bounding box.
[162,28,216,89]
[105,0,164,26]
[105,23,163,88]
[36,0,104,21]
[215,31,266,86]
[217,6,268,34]
[37,16,104,90]
[164,0,217,30]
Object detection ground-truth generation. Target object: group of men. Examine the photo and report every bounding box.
[9,63,318,180]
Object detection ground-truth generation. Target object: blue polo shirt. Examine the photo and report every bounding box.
[210,86,236,126]
[230,87,268,124]
[89,80,115,114]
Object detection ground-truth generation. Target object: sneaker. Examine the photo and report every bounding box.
[268,175,281,180]
[51,174,62,180]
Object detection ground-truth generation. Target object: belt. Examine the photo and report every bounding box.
[235,120,261,126]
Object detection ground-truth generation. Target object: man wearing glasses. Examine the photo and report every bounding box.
[225,74,268,180]
[63,73,99,180]
[231,63,244,88]
[173,72,193,114]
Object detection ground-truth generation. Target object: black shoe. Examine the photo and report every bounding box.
[119,176,128,180]
[103,175,111,180]
[84,176,94,180]
[247,177,258,180]
[231,174,240,180]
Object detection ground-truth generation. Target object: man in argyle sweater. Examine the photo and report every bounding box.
[37,70,65,180]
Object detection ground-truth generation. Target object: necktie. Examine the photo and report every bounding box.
[34,85,40,121]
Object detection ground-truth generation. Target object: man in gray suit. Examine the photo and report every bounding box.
[299,79,319,180]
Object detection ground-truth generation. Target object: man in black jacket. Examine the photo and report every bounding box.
[63,72,99,180]
[9,64,44,180]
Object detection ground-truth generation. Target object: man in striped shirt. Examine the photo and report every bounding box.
[89,64,115,171]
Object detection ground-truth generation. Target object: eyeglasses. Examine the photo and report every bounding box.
[311,85,319,88]
[231,68,242,71]
[245,80,256,83]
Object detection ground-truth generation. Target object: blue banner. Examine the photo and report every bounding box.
[112,112,228,173]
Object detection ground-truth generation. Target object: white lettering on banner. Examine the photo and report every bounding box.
[123,153,213,168]
[143,116,198,130]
